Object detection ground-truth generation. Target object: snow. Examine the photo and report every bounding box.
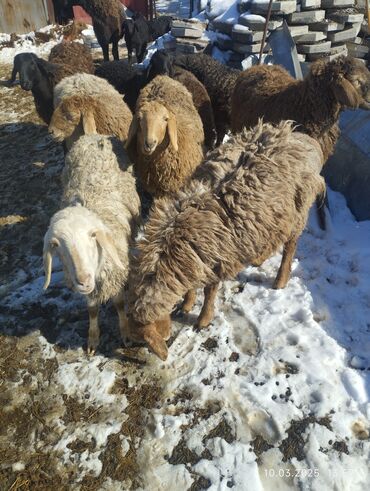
[213,2,240,25]
[206,0,236,20]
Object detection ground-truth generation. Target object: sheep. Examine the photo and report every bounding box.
[48,41,95,74]
[231,56,370,229]
[66,0,126,61]
[174,53,240,145]
[49,73,132,150]
[125,75,204,198]
[94,60,146,111]
[126,121,325,360]
[123,13,172,64]
[231,56,370,162]
[147,50,217,150]
[43,134,141,354]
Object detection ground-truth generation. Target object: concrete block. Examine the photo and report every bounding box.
[327,24,361,43]
[301,0,321,10]
[307,44,347,60]
[171,27,203,38]
[251,1,296,15]
[346,42,369,58]
[287,10,325,24]
[212,20,234,35]
[238,14,283,31]
[297,40,332,53]
[321,0,354,6]
[327,11,364,24]
[310,20,345,31]
[295,31,327,44]
[233,41,268,54]
[288,24,310,37]
[232,25,264,43]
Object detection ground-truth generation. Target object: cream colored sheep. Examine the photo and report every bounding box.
[49,73,132,150]
[43,135,140,354]
[126,121,325,360]
[125,75,204,198]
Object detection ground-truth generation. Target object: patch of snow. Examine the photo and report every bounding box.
[206,0,236,20]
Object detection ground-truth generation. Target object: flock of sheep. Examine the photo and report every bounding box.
[4,7,370,360]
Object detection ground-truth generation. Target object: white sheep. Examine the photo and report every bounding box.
[49,73,133,150]
[43,135,140,354]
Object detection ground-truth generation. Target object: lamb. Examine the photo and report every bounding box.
[66,0,126,61]
[43,134,141,354]
[48,41,95,74]
[125,75,204,198]
[94,60,146,111]
[49,73,132,149]
[147,50,217,150]
[123,13,172,64]
[126,121,325,360]
[5,43,95,124]
[231,56,370,163]
[174,53,240,145]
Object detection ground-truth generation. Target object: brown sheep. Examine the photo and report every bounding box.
[48,41,95,74]
[126,121,325,360]
[231,56,370,162]
[125,75,204,198]
[49,73,132,149]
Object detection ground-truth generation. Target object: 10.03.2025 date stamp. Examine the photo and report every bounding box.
[264,468,320,478]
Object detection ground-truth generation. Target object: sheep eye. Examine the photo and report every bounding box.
[90,231,97,238]
[50,239,59,248]
[164,116,169,122]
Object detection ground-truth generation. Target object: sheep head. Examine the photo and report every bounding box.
[49,96,97,142]
[43,206,123,294]
[127,315,171,361]
[126,101,178,155]
[14,53,40,91]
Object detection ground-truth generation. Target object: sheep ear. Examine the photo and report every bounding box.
[95,229,124,269]
[167,114,178,152]
[82,109,97,134]
[125,115,139,149]
[143,327,168,361]
[333,76,361,109]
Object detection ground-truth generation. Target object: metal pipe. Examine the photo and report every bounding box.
[258,0,274,65]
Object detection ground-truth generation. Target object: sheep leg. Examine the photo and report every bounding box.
[113,293,129,345]
[112,40,119,61]
[196,283,219,328]
[87,302,100,355]
[316,192,328,231]
[181,289,197,313]
[273,237,297,290]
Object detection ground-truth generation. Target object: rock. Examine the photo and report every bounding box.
[295,31,327,44]
[301,0,322,10]
[310,20,345,31]
[327,24,362,43]
[251,1,296,15]
[232,25,263,43]
[287,10,326,24]
[297,40,332,53]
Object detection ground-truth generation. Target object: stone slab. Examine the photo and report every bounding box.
[295,31,327,43]
[251,1,296,15]
[346,42,369,58]
[171,27,203,38]
[297,40,332,53]
[287,10,325,24]
[233,41,267,54]
[310,20,345,31]
[232,26,263,43]
[301,0,321,10]
[307,44,347,60]
[327,24,361,43]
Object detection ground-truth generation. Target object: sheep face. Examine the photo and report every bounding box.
[127,315,171,361]
[332,58,370,110]
[49,96,96,142]
[16,54,39,91]
[43,206,122,295]
[126,101,178,155]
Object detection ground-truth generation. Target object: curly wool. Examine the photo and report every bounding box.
[49,41,95,74]
[62,135,141,304]
[128,75,204,197]
[53,73,132,141]
[129,121,325,324]
[175,53,240,144]
[75,0,125,35]
[231,56,370,161]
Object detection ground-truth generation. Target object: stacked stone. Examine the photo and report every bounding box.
[169,19,208,54]
[205,0,368,68]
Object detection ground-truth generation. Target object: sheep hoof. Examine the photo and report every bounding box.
[194,317,212,330]
[272,278,287,290]
[87,337,99,356]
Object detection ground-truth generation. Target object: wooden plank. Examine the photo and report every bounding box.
[0,0,49,34]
